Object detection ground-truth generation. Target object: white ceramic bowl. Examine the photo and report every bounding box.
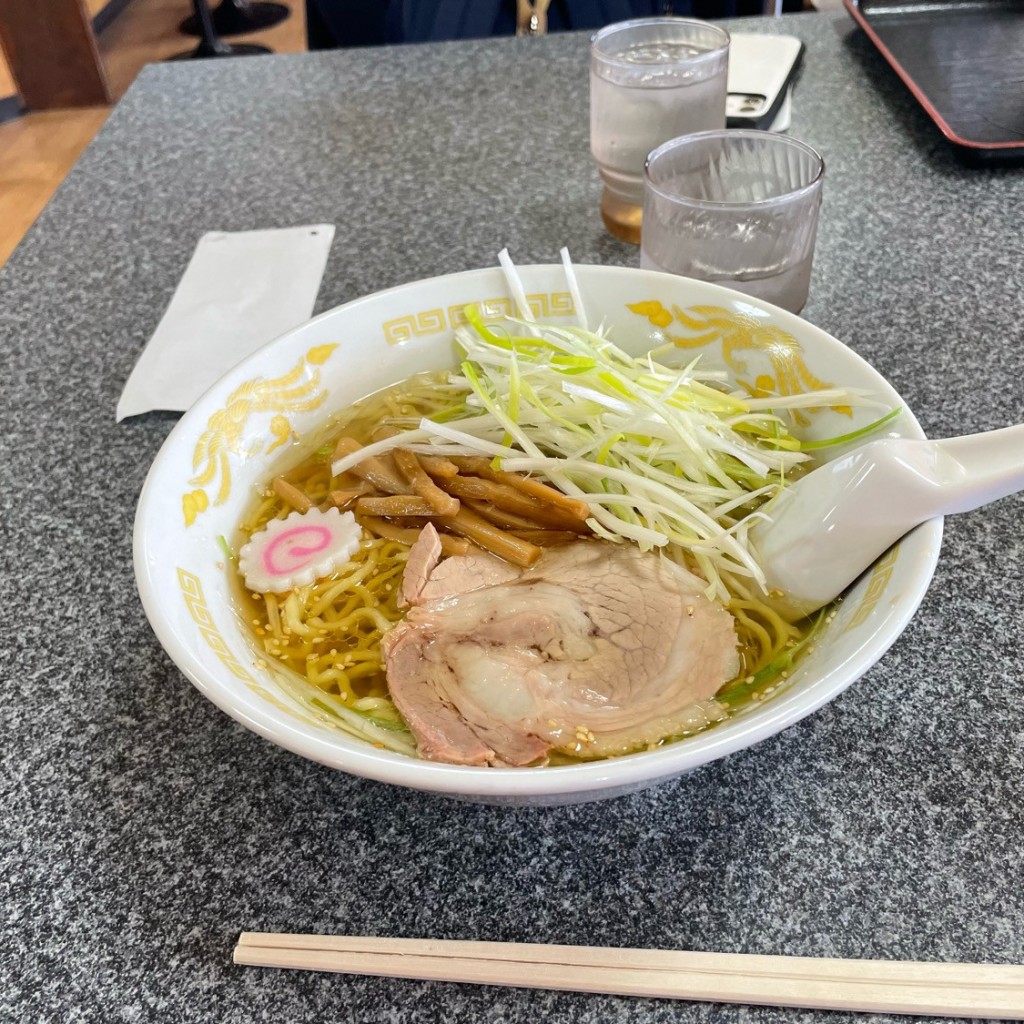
[134,264,941,805]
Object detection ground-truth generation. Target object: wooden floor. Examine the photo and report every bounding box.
[0,0,306,268]
[0,46,15,98]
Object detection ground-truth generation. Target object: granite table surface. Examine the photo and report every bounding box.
[2,10,1022,1023]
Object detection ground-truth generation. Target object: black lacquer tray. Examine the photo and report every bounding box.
[844,0,1024,158]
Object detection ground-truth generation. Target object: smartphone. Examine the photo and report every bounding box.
[726,33,805,131]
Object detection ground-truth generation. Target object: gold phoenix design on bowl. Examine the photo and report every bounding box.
[627,301,851,425]
[182,344,338,526]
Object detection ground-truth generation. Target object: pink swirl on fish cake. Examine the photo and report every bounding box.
[238,507,362,593]
[262,524,332,577]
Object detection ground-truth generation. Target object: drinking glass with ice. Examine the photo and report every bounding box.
[590,18,730,245]
[641,130,825,314]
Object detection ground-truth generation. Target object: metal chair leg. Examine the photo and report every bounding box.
[169,0,273,59]
[179,0,291,39]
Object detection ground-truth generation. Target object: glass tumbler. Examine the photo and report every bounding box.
[641,130,825,314]
[590,18,729,245]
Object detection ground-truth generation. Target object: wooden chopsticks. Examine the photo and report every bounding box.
[233,934,1024,1018]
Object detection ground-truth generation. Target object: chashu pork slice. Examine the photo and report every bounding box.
[383,539,739,767]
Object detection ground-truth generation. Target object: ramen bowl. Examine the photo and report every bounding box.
[134,264,941,805]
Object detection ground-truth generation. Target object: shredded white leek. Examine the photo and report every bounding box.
[331,254,883,600]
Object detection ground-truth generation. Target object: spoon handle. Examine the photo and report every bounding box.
[934,423,1024,515]
[751,422,1024,616]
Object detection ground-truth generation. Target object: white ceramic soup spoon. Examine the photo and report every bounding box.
[751,423,1024,619]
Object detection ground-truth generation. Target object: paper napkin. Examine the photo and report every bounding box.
[116,224,335,421]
